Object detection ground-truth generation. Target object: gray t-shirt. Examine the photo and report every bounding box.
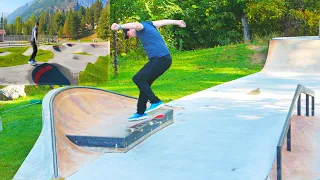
[31,27,38,41]
[136,21,170,59]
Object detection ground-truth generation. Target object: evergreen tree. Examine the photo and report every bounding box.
[63,16,69,38]
[58,26,64,38]
[54,11,64,33]
[98,4,110,39]
[93,0,103,24]
[39,11,48,35]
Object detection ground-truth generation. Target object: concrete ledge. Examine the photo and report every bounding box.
[66,108,174,153]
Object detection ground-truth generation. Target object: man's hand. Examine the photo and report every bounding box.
[177,20,186,28]
[111,23,120,31]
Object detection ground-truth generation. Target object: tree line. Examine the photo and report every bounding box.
[111,0,320,52]
[0,0,110,40]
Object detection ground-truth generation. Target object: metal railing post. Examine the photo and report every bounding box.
[287,125,291,151]
[297,95,301,116]
[312,96,315,116]
[277,146,282,180]
[306,94,309,116]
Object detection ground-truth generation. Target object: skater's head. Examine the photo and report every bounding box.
[35,22,39,27]
[123,29,137,39]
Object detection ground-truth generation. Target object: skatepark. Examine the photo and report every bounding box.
[0,42,110,85]
[13,37,320,180]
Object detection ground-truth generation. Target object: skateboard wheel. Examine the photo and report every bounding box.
[130,128,135,132]
[149,122,154,125]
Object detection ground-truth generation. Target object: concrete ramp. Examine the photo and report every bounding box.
[263,36,320,74]
[14,87,173,179]
[59,43,109,56]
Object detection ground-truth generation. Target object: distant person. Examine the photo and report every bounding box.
[28,22,39,65]
[111,19,186,121]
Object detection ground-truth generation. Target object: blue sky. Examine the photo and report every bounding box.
[0,0,33,15]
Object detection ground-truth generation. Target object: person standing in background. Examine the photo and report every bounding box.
[28,22,39,65]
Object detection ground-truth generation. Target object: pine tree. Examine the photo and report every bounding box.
[97,4,110,40]
[78,6,86,18]
[93,0,103,25]
[48,13,55,36]
[81,16,86,30]
[54,10,64,33]
[39,11,48,35]
[89,6,95,28]
[63,17,69,38]
[85,7,91,25]
[58,26,64,38]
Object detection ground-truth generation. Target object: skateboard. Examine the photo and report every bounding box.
[128,114,165,132]
[30,63,40,67]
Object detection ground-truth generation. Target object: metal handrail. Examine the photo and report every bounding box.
[276,84,315,180]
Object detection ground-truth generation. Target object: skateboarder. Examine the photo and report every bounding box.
[28,22,39,65]
[111,19,186,121]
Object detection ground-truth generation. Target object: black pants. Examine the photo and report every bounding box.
[30,40,37,60]
[133,54,172,114]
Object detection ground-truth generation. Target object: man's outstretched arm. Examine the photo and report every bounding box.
[111,23,144,31]
[152,20,186,28]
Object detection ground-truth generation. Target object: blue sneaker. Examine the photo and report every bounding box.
[28,59,37,64]
[145,101,164,113]
[128,113,148,121]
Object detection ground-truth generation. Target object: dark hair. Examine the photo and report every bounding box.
[122,29,129,39]
[36,22,39,26]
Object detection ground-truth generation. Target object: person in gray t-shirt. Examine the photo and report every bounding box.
[111,20,186,121]
[28,22,39,65]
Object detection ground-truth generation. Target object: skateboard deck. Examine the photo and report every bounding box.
[128,114,165,132]
[30,63,40,67]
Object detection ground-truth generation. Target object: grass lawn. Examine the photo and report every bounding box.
[86,43,264,102]
[79,55,111,84]
[0,43,264,179]
[0,86,54,179]
[0,47,54,67]
[72,52,93,56]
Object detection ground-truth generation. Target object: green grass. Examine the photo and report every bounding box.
[72,52,93,56]
[79,55,111,85]
[92,43,263,102]
[0,43,264,179]
[0,47,54,67]
[0,86,54,179]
